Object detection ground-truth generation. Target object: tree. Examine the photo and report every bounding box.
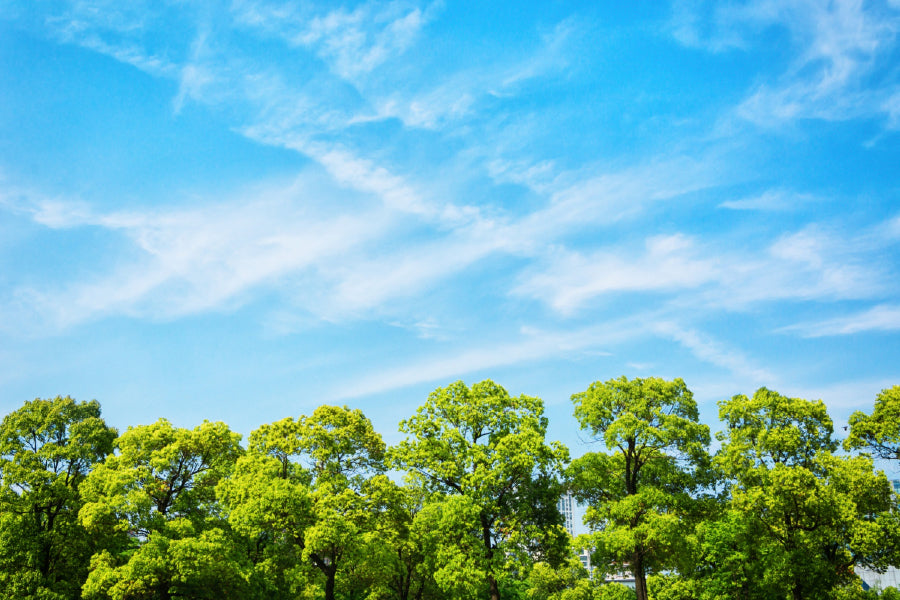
[567,376,711,600]
[525,555,592,600]
[716,388,896,600]
[391,379,569,600]
[594,583,636,600]
[79,418,245,600]
[676,506,782,600]
[218,405,387,600]
[362,478,443,600]
[215,448,316,599]
[845,385,900,462]
[0,396,116,599]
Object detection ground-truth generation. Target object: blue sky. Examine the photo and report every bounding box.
[1,1,899,458]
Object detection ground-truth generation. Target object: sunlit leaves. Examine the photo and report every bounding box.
[845,385,900,462]
[392,379,569,600]
[0,396,116,599]
[569,376,711,600]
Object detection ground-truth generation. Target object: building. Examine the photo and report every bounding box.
[857,566,900,592]
[558,491,593,575]
[558,491,575,536]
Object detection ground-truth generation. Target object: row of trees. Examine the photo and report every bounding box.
[0,378,898,600]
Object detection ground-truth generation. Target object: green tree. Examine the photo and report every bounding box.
[362,478,443,600]
[716,388,895,600]
[79,418,245,600]
[845,385,900,462]
[524,555,591,600]
[218,405,387,600]
[678,507,782,600]
[391,380,569,600]
[593,583,635,600]
[215,450,315,599]
[0,396,116,599]
[567,376,711,600]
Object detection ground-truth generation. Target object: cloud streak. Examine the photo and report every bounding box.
[4,175,388,328]
[781,304,900,337]
[333,320,639,399]
[672,0,900,128]
[513,221,895,316]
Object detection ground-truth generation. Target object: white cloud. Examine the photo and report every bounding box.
[719,188,816,211]
[672,0,900,127]
[778,378,898,414]
[42,1,183,78]
[499,17,577,88]
[359,16,578,131]
[6,175,391,328]
[308,145,433,216]
[747,0,899,126]
[230,0,438,83]
[326,235,504,315]
[173,27,217,114]
[333,320,640,399]
[653,321,774,382]
[882,89,900,129]
[298,3,430,80]
[512,156,721,238]
[781,304,900,337]
[515,221,894,315]
[708,230,887,307]
[335,315,777,400]
[514,234,718,314]
[2,165,513,331]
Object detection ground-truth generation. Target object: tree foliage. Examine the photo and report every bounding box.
[392,380,569,600]
[845,385,900,462]
[0,396,116,600]
[714,388,896,600]
[568,376,710,600]
[1,379,898,600]
[219,405,388,600]
[79,418,244,600]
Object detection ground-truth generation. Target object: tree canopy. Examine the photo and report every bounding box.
[712,388,896,600]
[846,385,900,462]
[0,396,116,600]
[78,419,244,600]
[0,381,897,600]
[392,380,570,600]
[568,376,711,600]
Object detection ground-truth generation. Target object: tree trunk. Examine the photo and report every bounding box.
[325,570,336,600]
[633,552,648,600]
[488,573,501,600]
[481,513,501,600]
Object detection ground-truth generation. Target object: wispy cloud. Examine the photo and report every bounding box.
[653,321,774,382]
[41,1,184,78]
[2,166,516,331]
[511,155,721,237]
[781,304,900,337]
[672,0,900,128]
[3,176,389,328]
[333,320,638,399]
[514,234,718,314]
[719,188,816,211]
[778,378,899,416]
[231,0,438,81]
[355,15,580,131]
[515,221,895,315]
[298,2,433,80]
